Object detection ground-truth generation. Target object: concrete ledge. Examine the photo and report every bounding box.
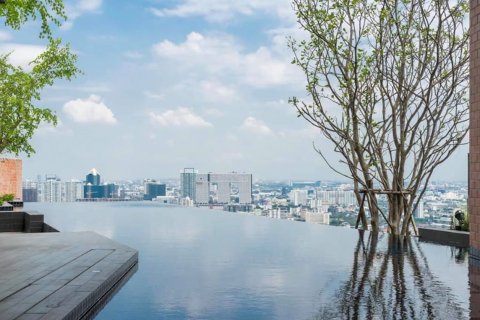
[418,227,469,248]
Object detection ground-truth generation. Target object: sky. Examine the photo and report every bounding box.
[1,0,469,182]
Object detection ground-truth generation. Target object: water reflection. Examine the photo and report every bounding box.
[315,231,467,319]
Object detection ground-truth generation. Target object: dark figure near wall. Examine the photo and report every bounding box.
[455,210,465,231]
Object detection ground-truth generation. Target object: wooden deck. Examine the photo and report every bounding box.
[0,231,138,320]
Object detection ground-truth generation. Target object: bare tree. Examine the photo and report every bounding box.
[289,0,469,235]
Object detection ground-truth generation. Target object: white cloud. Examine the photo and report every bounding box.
[201,80,235,100]
[149,108,212,128]
[0,43,45,70]
[62,0,103,30]
[63,95,117,124]
[152,32,301,87]
[241,117,274,135]
[149,0,292,22]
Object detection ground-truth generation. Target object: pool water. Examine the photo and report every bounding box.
[25,202,470,319]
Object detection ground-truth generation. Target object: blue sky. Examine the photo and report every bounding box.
[2,0,468,182]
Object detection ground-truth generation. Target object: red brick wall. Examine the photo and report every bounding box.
[0,159,22,200]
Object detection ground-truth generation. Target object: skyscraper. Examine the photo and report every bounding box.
[64,180,84,202]
[86,168,100,186]
[144,183,166,200]
[180,168,197,199]
[84,168,115,199]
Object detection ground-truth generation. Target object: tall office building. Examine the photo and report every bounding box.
[180,168,197,199]
[86,168,100,186]
[84,168,117,199]
[144,183,166,200]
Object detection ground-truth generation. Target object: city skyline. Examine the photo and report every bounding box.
[0,0,467,181]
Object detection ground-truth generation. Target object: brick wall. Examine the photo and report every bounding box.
[0,159,22,200]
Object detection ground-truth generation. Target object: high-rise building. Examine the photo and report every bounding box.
[180,168,197,199]
[144,183,166,200]
[42,176,62,202]
[86,168,100,186]
[289,190,308,206]
[83,168,117,199]
[64,180,84,202]
[195,174,209,203]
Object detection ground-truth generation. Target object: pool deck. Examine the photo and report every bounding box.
[0,231,138,320]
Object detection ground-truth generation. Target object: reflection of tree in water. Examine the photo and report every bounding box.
[314,230,467,320]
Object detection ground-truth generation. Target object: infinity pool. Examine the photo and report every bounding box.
[25,202,470,319]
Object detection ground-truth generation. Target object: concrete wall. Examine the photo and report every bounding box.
[0,159,22,199]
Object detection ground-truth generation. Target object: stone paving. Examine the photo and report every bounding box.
[0,231,138,320]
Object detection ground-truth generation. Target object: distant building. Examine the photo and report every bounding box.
[86,168,100,186]
[316,190,356,206]
[22,188,37,202]
[144,183,166,200]
[153,196,176,204]
[83,168,117,199]
[64,180,84,202]
[41,176,62,202]
[415,201,425,219]
[289,190,308,206]
[180,168,197,199]
[305,211,330,225]
[180,169,252,204]
[179,197,194,207]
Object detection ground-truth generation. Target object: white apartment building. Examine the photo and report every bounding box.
[190,172,252,204]
[289,190,308,206]
[316,190,356,206]
[64,180,84,202]
[37,179,84,202]
[39,179,62,202]
[305,211,330,225]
